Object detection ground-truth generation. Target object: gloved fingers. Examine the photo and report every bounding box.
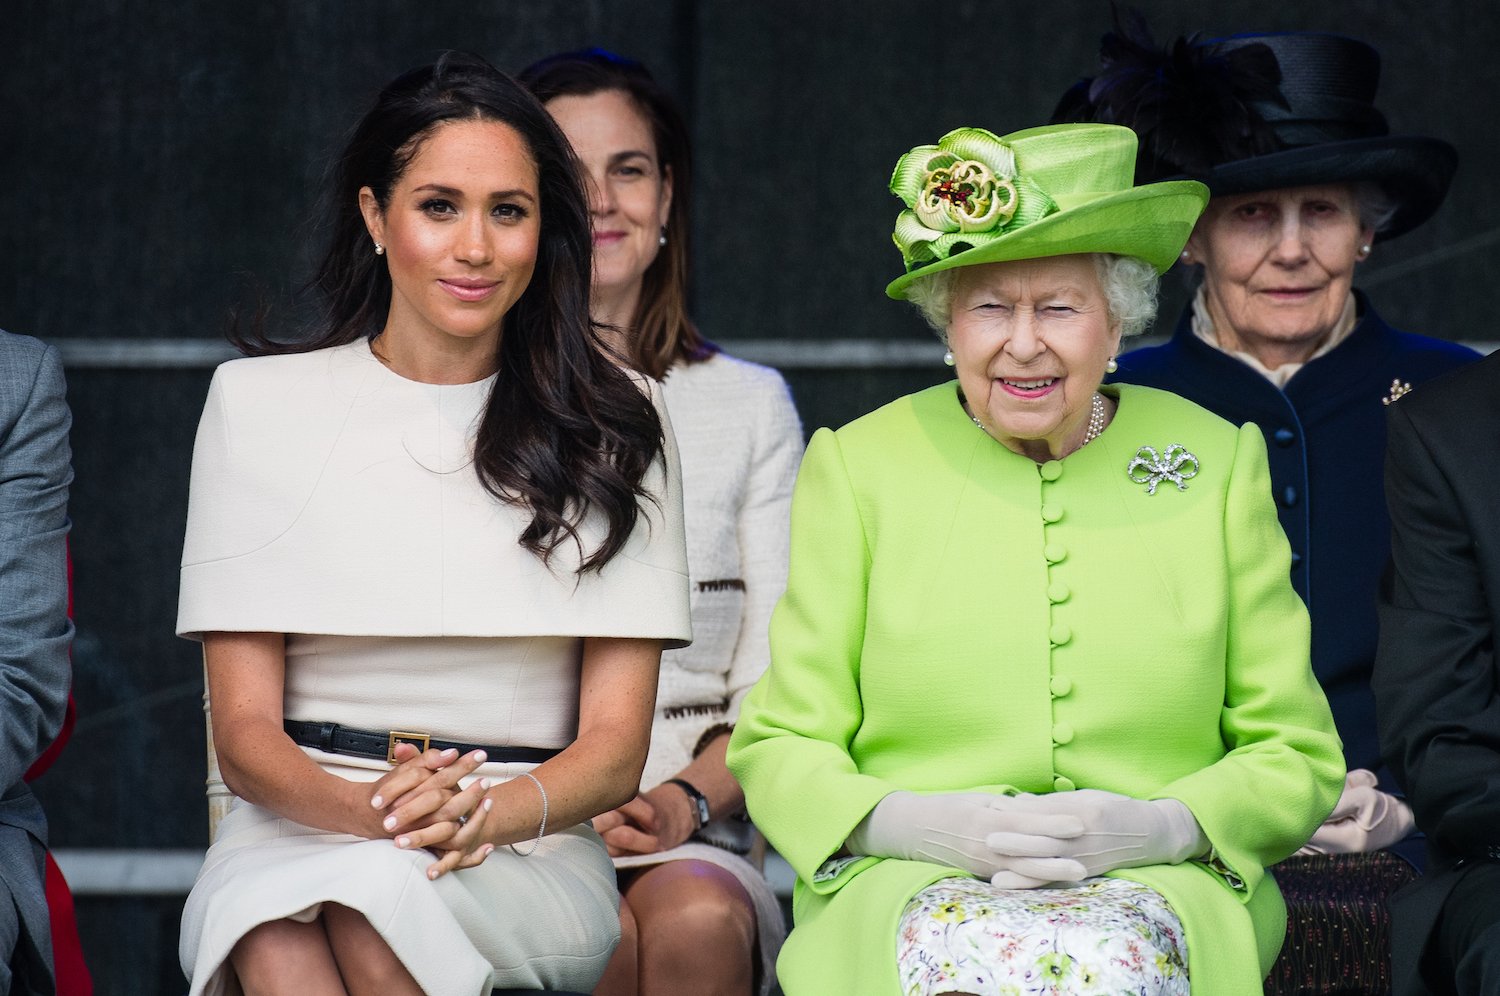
[1348,786,1397,828]
[1328,784,1370,821]
[912,841,1000,877]
[1303,817,1370,854]
[990,788,1128,824]
[995,856,1089,885]
[979,803,1087,840]
[989,869,1061,890]
[985,830,1079,857]
[1345,768,1380,789]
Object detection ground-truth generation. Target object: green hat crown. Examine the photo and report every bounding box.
[886,123,1208,299]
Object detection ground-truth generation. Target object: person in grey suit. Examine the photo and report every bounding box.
[1376,348,1500,995]
[0,328,73,996]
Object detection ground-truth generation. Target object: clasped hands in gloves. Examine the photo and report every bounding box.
[848,788,1206,888]
[1297,768,1416,855]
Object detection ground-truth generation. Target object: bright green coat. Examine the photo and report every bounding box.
[728,382,1344,995]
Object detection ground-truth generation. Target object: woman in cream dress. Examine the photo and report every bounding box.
[521,49,799,996]
[176,54,690,996]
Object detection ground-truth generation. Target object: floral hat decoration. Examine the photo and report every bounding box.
[885,122,1208,299]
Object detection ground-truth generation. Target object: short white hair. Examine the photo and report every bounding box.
[1351,181,1398,234]
[904,253,1160,341]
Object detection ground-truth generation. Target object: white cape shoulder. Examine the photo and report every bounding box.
[178,340,690,642]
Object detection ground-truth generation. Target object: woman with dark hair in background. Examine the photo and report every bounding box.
[520,49,798,996]
[175,52,690,995]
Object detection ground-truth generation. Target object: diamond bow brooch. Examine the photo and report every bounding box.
[1127,444,1200,495]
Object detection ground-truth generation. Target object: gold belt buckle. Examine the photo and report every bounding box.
[387,730,431,763]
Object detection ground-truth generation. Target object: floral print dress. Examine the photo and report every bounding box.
[896,877,1189,995]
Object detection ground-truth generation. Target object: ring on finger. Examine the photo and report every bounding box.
[456,813,469,828]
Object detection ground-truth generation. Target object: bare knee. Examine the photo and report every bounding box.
[617,894,640,957]
[230,917,342,995]
[629,861,756,955]
[323,903,422,996]
[592,896,641,996]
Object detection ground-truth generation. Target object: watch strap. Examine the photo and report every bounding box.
[666,777,711,829]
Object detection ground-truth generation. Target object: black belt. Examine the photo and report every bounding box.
[284,720,562,765]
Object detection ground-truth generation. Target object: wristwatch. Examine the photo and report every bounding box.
[666,777,711,830]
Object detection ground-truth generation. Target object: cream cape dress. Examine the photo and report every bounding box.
[176,339,691,996]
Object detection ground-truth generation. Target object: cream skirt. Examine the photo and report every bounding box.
[180,798,620,996]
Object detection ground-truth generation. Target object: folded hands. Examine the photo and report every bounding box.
[848,788,1206,888]
[365,743,497,879]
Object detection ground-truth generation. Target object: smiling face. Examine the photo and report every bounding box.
[544,89,672,324]
[1185,184,1373,367]
[947,255,1122,461]
[358,117,541,356]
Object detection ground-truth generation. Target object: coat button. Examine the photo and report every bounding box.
[1050,674,1073,696]
[1039,461,1063,482]
[1041,503,1063,523]
[1053,775,1075,791]
[1047,581,1070,603]
[1049,623,1072,646]
[1044,543,1067,563]
[1273,427,1296,447]
[1052,723,1074,745]
[1281,486,1298,508]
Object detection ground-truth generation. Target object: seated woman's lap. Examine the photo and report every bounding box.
[898,877,1189,996]
[186,805,620,993]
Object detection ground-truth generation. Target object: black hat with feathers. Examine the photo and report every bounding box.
[1052,8,1456,238]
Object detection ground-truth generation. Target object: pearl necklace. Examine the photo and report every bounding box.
[969,392,1109,451]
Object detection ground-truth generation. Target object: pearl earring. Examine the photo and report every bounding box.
[659,227,668,247]
[1106,356,1118,374]
[943,350,955,367]
[374,242,385,256]
[1359,244,1372,258]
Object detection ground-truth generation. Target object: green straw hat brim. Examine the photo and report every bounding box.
[886,180,1208,300]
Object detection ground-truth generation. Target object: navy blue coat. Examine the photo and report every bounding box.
[1113,294,1477,782]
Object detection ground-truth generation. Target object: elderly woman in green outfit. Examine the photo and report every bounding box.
[727,123,1345,996]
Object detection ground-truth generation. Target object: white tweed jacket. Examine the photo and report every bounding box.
[640,351,803,788]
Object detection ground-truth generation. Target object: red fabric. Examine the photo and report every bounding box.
[42,854,92,996]
[21,545,93,994]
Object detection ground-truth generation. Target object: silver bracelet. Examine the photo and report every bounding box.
[509,771,547,857]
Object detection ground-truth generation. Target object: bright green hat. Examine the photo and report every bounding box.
[885,123,1209,299]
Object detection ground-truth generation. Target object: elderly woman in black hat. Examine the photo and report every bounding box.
[1056,23,1478,863]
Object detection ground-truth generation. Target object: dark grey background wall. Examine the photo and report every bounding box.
[5,1,1496,990]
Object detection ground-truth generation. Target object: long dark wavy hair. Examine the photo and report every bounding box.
[518,48,716,380]
[235,52,663,573]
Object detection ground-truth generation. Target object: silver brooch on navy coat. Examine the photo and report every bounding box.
[1127,444,1200,495]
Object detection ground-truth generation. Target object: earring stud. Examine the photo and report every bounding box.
[1359,244,1372,257]
[658,227,668,247]
[1106,356,1118,374]
[942,350,955,367]
[374,242,385,256]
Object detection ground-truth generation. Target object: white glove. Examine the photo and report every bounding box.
[1296,769,1416,855]
[984,789,1207,881]
[847,791,1090,888]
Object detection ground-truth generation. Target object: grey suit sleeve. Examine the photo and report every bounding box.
[1375,401,1500,857]
[0,341,73,792]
